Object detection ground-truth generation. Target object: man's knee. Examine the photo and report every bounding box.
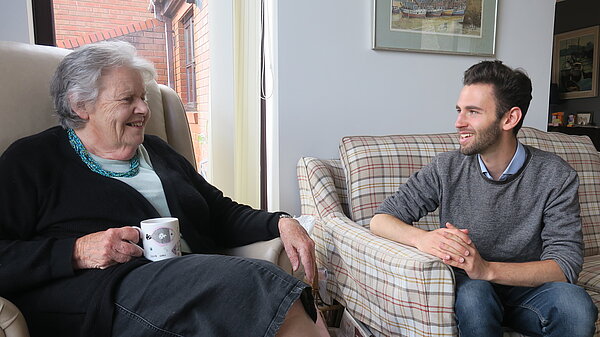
[544,283,597,335]
[558,284,597,320]
[454,279,503,337]
[455,279,497,310]
[455,279,502,319]
[548,283,595,313]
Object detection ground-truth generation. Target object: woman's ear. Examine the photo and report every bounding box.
[502,107,522,132]
[70,97,90,120]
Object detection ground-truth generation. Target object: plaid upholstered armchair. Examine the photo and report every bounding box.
[297,127,600,337]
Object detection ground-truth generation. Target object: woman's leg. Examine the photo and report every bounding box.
[276,300,330,337]
[112,255,317,337]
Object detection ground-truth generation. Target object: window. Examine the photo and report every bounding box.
[47,0,210,176]
[183,12,197,109]
[33,0,270,207]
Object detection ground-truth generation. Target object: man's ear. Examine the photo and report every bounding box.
[502,107,522,132]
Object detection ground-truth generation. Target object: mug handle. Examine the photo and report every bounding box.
[128,226,145,253]
[130,226,143,239]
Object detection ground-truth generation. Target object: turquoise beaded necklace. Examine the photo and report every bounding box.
[67,128,140,178]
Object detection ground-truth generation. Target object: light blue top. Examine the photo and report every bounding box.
[91,145,172,216]
[477,141,526,181]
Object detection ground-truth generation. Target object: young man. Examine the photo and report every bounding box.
[370,61,598,337]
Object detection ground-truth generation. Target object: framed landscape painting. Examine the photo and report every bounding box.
[552,26,599,99]
[372,0,498,56]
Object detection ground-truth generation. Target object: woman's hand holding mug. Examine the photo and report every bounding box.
[72,217,182,269]
[72,227,143,270]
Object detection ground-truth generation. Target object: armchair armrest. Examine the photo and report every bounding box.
[0,297,29,337]
[315,213,456,336]
[222,238,292,274]
[297,157,348,218]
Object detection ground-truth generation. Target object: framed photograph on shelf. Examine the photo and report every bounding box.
[576,112,593,126]
[372,0,498,56]
[552,26,599,99]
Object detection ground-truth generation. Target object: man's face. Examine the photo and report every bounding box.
[455,84,503,156]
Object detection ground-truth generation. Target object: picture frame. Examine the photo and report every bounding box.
[552,26,599,99]
[576,112,593,126]
[372,0,498,56]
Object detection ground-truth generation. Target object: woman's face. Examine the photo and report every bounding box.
[82,66,150,153]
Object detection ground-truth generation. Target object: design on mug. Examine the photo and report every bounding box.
[147,227,176,245]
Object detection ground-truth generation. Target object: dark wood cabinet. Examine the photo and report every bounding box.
[547,125,600,151]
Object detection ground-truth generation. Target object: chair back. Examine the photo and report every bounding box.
[339,132,459,229]
[336,127,600,256]
[518,127,600,257]
[0,41,196,169]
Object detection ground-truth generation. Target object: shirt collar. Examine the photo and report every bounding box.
[477,141,526,181]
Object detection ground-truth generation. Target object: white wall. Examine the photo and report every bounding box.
[276,1,556,215]
[0,0,34,43]
[1,0,555,216]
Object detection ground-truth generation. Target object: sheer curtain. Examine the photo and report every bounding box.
[233,0,261,208]
[209,0,262,208]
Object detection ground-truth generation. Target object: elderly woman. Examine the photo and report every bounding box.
[0,41,326,337]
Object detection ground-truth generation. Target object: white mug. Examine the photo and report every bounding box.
[135,217,182,261]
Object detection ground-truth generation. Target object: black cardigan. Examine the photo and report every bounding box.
[0,126,282,336]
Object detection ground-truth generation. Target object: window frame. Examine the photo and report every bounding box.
[182,10,197,110]
[32,0,55,46]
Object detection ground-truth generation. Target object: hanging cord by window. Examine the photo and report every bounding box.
[260,0,274,100]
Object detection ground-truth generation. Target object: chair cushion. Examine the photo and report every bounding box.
[578,256,600,334]
[338,132,458,227]
[579,255,600,293]
[518,128,600,256]
[585,287,600,334]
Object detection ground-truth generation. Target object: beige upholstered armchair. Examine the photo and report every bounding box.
[0,41,290,337]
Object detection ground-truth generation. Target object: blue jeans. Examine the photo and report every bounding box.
[454,271,597,337]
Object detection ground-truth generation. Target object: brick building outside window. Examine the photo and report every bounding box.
[52,0,210,175]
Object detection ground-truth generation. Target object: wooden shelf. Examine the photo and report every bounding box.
[547,125,600,151]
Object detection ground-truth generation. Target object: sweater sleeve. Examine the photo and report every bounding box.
[190,170,281,247]
[540,170,584,284]
[153,137,281,248]
[375,157,442,225]
[0,141,75,294]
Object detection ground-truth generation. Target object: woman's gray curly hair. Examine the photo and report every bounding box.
[50,40,157,129]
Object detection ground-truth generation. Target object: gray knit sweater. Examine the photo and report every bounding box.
[376,146,583,283]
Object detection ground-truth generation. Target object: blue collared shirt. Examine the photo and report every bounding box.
[477,142,526,181]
